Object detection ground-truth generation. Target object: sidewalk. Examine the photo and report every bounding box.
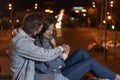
[0,30,11,50]
[0,41,9,50]
[0,35,10,56]
[89,51,120,74]
[0,30,11,75]
[80,51,120,79]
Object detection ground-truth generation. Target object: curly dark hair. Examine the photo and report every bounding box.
[37,16,56,47]
[22,13,43,34]
[40,16,55,35]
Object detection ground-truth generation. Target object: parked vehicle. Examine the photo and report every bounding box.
[102,40,120,49]
[88,42,107,52]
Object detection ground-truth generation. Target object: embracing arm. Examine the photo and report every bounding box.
[13,37,63,62]
[13,36,70,62]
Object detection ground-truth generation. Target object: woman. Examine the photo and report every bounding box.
[34,16,120,80]
[34,17,69,80]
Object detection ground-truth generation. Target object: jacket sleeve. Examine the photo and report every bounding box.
[13,37,63,62]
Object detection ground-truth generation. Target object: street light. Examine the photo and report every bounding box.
[104,0,108,60]
[8,4,12,10]
[8,3,13,29]
[92,2,96,8]
[110,0,114,8]
[34,3,38,10]
[107,15,112,20]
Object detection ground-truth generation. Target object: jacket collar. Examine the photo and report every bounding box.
[18,28,35,41]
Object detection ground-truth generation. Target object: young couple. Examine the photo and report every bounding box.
[10,13,120,80]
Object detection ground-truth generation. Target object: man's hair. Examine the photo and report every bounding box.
[22,13,43,34]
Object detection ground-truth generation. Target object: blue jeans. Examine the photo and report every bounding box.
[62,48,116,80]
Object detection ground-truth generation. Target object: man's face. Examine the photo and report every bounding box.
[33,24,43,35]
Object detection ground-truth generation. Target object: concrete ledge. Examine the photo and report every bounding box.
[0,73,12,80]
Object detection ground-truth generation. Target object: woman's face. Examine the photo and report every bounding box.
[43,23,55,39]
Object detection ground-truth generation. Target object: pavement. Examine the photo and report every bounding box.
[89,51,120,74]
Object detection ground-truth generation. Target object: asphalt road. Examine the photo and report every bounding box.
[56,26,120,52]
[56,27,95,52]
[55,26,120,74]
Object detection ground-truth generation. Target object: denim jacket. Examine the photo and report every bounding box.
[35,36,65,73]
[34,36,69,80]
[10,28,63,80]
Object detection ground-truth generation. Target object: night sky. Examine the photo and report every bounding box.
[0,0,120,16]
[0,0,120,10]
[0,0,92,11]
[0,0,92,16]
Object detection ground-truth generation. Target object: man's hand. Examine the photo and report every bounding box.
[61,44,70,54]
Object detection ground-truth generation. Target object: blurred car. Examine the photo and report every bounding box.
[102,40,120,48]
[88,42,107,52]
[106,40,120,48]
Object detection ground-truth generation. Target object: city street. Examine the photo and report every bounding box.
[1,0,120,79]
[56,26,120,74]
[56,26,120,52]
[0,26,120,78]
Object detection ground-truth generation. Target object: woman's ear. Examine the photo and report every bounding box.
[33,31,37,36]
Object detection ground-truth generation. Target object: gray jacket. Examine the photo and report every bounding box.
[10,28,63,80]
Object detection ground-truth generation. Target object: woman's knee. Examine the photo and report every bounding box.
[76,48,84,52]
[74,48,85,55]
[76,48,90,58]
[84,58,94,65]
